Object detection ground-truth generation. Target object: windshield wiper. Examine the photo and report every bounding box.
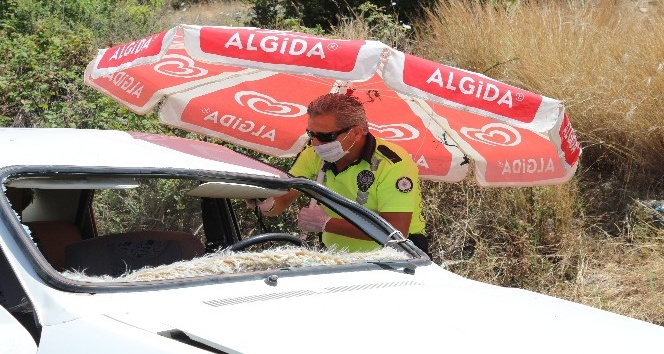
[368,260,417,274]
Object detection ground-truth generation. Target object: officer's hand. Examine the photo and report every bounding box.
[297,204,331,232]
[245,197,275,213]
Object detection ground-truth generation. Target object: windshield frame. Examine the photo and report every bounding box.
[1,165,426,293]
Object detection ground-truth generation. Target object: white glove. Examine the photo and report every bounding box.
[245,197,275,213]
[297,204,331,232]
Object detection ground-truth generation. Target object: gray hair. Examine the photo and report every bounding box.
[307,93,369,134]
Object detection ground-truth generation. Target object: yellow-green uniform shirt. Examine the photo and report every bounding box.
[289,133,426,252]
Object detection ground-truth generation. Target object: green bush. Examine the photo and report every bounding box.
[0,18,90,127]
[334,2,414,50]
[247,0,436,31]
[0,0,167,130]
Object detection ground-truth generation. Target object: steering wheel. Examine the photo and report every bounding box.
[229,233,303,252]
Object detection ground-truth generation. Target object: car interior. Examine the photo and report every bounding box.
[2,175,310,276]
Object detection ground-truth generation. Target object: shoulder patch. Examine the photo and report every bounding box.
[377,145,402,164]
[396,177,413,193]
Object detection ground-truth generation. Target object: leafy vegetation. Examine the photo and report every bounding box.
[1,0,663,325]
[247,0,436,31]
[0,0,170,130]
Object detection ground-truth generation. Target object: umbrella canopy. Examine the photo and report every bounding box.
[85,25,581,186]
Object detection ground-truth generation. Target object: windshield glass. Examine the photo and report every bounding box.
[2,171,417,286]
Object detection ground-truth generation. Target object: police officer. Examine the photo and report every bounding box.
[252,93,429,255]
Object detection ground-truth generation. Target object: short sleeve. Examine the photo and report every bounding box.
[375,160,421,213]
[288,146,321,180]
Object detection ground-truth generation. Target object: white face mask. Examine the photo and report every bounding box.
[313,131,355,163]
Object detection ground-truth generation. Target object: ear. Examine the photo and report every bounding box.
[349,126,361,139]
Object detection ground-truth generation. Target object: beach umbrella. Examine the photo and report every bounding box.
[85,25,580,186]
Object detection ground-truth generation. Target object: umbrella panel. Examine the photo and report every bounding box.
[160,72,331,156]
[346,75,467,182]
[430,103,573,186]
[87,46,248,115]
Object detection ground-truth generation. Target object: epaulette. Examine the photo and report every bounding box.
[377,144,402,164]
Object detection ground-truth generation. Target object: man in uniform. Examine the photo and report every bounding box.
[252,93,429,255]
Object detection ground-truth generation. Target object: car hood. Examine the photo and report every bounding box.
[106,265,664,353]
[0,128,287,177]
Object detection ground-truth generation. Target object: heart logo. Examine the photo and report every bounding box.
[460,123,522,147]
[235,91,307,118]
[154,54,208,78]
[368,122,419,141]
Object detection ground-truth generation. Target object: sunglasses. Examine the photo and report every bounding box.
[306,126,354,143]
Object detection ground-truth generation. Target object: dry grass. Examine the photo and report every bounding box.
[548,237,664,325]
[425,179,584,286]
[158,0,251,27]
[61,246,409,282]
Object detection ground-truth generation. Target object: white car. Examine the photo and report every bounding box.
[0,128,662,354]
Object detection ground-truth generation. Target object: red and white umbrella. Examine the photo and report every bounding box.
[85,25,581,186]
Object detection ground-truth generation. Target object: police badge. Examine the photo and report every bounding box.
[357,170,375,192]
[356,170,375,205]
